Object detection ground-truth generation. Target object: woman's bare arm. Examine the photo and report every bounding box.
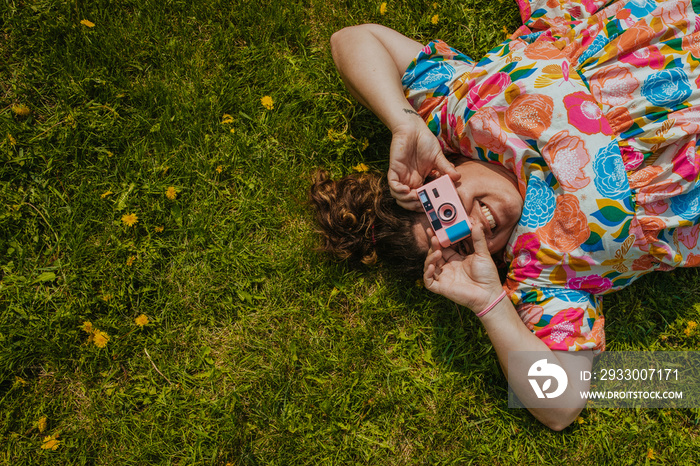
[424,226,590,430]
[330,24,460,210]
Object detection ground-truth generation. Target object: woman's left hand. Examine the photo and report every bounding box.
[423,222,503,313]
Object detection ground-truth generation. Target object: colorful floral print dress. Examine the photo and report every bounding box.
[402,0,700,352]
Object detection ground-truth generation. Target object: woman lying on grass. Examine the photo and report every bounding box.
[310,0,700,430]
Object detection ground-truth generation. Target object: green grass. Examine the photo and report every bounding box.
[1,0,699,464]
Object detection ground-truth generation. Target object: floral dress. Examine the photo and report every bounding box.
[402,0,700,351]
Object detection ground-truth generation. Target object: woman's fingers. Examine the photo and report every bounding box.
[434,153,461,182]
[470,222,491,256]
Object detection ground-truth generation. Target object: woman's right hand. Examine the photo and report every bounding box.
[388,120,460,211]
[423,222,503,313]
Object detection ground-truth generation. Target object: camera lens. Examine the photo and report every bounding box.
[438,203,456,222]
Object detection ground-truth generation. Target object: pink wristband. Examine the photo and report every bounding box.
[475,290,507,318]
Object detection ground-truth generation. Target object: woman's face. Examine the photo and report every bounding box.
[412,158,523,256]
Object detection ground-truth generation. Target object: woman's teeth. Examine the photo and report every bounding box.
[480,203,497,230]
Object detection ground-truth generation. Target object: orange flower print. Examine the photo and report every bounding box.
[627,166,663,190]
[685,253,700,267]
[504,93,553,139]
[542,130,591,192]
[469,107,509,154]
[523,40,566,60]
[536,194,591,253]
[435,40,459,59]
[632,254,656,271]
[606,106,634,134]
[588,315,606,352]
[616,19,655,57]
[682,31,700,57]
[637,217,666,245]
[589,66,640,107]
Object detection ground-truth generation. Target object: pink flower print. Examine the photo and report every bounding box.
[589,66,640,107]
[677,224,700,249]
[619,145,645,171]
[510,233,545,281]
[567,274,613,295]
[563,92,613,135]
[517,303,544,330]
[672,141,700,182]
[619,45,664,70]
[466,72,512,112]
[636,180,683,205]
[676,107,700,135]
[542,131,591,192]
[469,107,509,155]
[535,307,584,350]
[643,200,669,215]
[652,0,689,28]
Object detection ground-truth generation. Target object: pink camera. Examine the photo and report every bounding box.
[417,175,471,248]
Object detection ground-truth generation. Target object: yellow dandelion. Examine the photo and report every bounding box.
[126,255,136,266]
[576,416,585,424]
[8,133,17,146]
[121,213,138,227]
[380,2,387,15]
[431,14,439,25]
[81,321,94,333]
[165,186,177,200]
[432,2,438,8]
[100,190,113,198]
[37,416,47,433]
[41,434,60,450]
[216,165,223,174]
[685,321,697,337]
[13,376,27,387]
[352,163,370,172]
[261,95,274,110]
[135,314,149,327]
[230,127,235,133]
[155,225,164,233]
[221,113,234,124]
[101,293,113,301]
[80,19,95,27]
[92,330,109,348]
[11,104,31,117]
[647,448,654,459]
[502,26,510,37]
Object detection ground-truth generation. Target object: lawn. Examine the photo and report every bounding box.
[1,0,699,464]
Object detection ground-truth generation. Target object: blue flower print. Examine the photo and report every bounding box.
[402,61,455,91]
[626,0,658,18]
[670,186,700,221]
[521,176,556,228]
[577,34,610,65]
[641,68,692,108]
[593,142,630,200]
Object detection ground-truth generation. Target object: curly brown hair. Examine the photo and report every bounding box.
[309,170,425,278]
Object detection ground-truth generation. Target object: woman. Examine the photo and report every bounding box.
[311,0,700,430]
